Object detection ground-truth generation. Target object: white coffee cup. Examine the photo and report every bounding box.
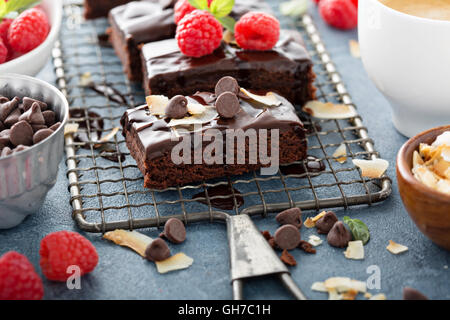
[358,0,450,137]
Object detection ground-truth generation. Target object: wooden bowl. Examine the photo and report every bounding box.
[397,125,450,250]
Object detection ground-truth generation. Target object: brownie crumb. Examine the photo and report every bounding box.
[261,230,272,241]
[280,249,297,266]
[298,240,316,254]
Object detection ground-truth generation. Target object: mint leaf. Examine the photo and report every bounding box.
[343,216,370,245]
[210,0,234,18]
[0,0,41,19]
[217,16,236,32]
[188,0,208,10]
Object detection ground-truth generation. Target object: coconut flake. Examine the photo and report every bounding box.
[353,158,389,178]
[333,144,347,163]
[432,131,450,147]
[103,229,153,257]
[64,123,79,136]
[155,253,194,274]
[240,88,281,107]
[304,211,327,228]
[413,166,439,189]
[349,40,360,58]
[324,277,366,293]
[223,29,237,45]
[344,240,364,260]
[311,282,327,292]
[328,288,343,300]
[370,293,387,300]
[308,235,323,247]
[94,127,120,148]
[386,240,408,255]
[146,95,169,116]
[167,106,218,127]
[302,101,357,119]
[413,150,424,167]
[187,103,206,115]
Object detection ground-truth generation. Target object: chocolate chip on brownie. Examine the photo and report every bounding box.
[215,92,240,119]
[165,95,188,119]
[215,76,240,96]
[276,207,302,229]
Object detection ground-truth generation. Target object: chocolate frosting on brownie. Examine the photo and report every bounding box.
[121,91,305,160]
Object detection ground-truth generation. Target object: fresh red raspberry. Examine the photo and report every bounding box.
[176,9,223,58]
[319,0,357,30]
[0,39,7,64]
[313,0,320,4]
[40,231,98,281]
[0,18,13,45]
[8,8,50,54]
[351,0,358,8]
[0,251,44,300]
[174,0,213,24]
[234,12,280,51]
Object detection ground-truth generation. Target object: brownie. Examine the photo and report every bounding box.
[121,91,308,189]
[84,0,176,19]
[141,30,316,106]
[108,0,274,81]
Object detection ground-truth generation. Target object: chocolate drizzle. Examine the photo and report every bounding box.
[193,185,244,210]
[280,156,325,176]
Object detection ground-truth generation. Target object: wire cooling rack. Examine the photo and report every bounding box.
[53,0,392,233]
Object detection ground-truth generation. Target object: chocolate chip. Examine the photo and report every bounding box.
[165,95,188,119]
[215,76,240,96]
[4,109,21,128]
[161,218,186,244]
[298,240,316,254]
[10,120,34,146]
[215,92,240,119]
[327,221,352,248]
[32,124,47,133]
[42,110,56,127]
[145,238,171,262]
[33,128,54,144]
[0,121,4,132]
[0,97,19,122]
[1,146,12,157]
[276,208,302,229]
[13,145,30,154]
[22,97,47,112]
[49,122,61,131]
[280,249,297,266]
[315,211,338,234]
[403,287,428,300]
[19,102,45,125]
[0,96,8,104]
[274,224,301,250]
[0,129,11,147]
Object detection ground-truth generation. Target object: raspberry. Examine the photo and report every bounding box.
[351,0,358,8]
[235,12,280,51]
[40,231,98,281]
[8,8,50,54]
[319,0,358,30]
[0,18,13,45]
[0,251,44,300]
[176,10,223,58]
[174,0,213,24]
[0,39,7,64]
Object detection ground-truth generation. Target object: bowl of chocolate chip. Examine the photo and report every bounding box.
[0,74,68,229]
[397,125,450,250]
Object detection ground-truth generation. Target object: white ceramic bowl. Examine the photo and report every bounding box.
[0,0,62,76]
[358,0,450,138]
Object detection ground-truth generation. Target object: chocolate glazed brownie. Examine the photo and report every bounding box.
[84,0,176,19]
[108,0,274,81]
[141,30,317,106]
[121,82,308,189]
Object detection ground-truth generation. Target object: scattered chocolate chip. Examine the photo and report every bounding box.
[215,76,240,96]
[276,207,302,229]
[161,218,186,244]
[215,92,240,119]
[274,224,301,250]
[144,238,171,262]
[327,221,352,248]
[13,145,30,154]
[22,97,47,112]
[10,120,34,146]
[280,249,297,266]
[0,97,19,122]
[298,240,316,254]
[315,211,338,234]
[19,102,45,125]
[403,287,428,300]
[1,146,12,157]
[165,95,188,119]
[42,110,56,127]
[33,128,54,144]
[49,122,61,131]
[261,230,272,241]
[4,109,21,128]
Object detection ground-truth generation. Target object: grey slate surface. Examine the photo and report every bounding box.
[0,3,449,300]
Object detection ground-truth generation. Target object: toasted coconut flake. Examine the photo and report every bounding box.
[155,253,194,274]
[432,131,450,147]
[187,103,206,115]
[333,144,347,163]
[441,146,450,162]
[103,229,153,257]
[413,166,439,189]
[146,95,169,116]
[240,88,281,107]
[308,235,323,247]
[437,179,450,194]
[413,151,424,167]
[370,293,387,300]
[304,211,327,228]
[311,282,327,292]
[349,40,360,58]
[223,29,237,45]
[342,288,359,300]
[344,240,364,260]
[419,143,433,159]
[386,240,408,255]
[328,288,343,300]
[94,127,120,148]
[302,101,357,119]
[324,277,366,293]
[433,158,450,178]
[364,292,372,299]
[168,106,218,127]
[79,72,93,87]
[353,158,389,178]
[64,123,79,136]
